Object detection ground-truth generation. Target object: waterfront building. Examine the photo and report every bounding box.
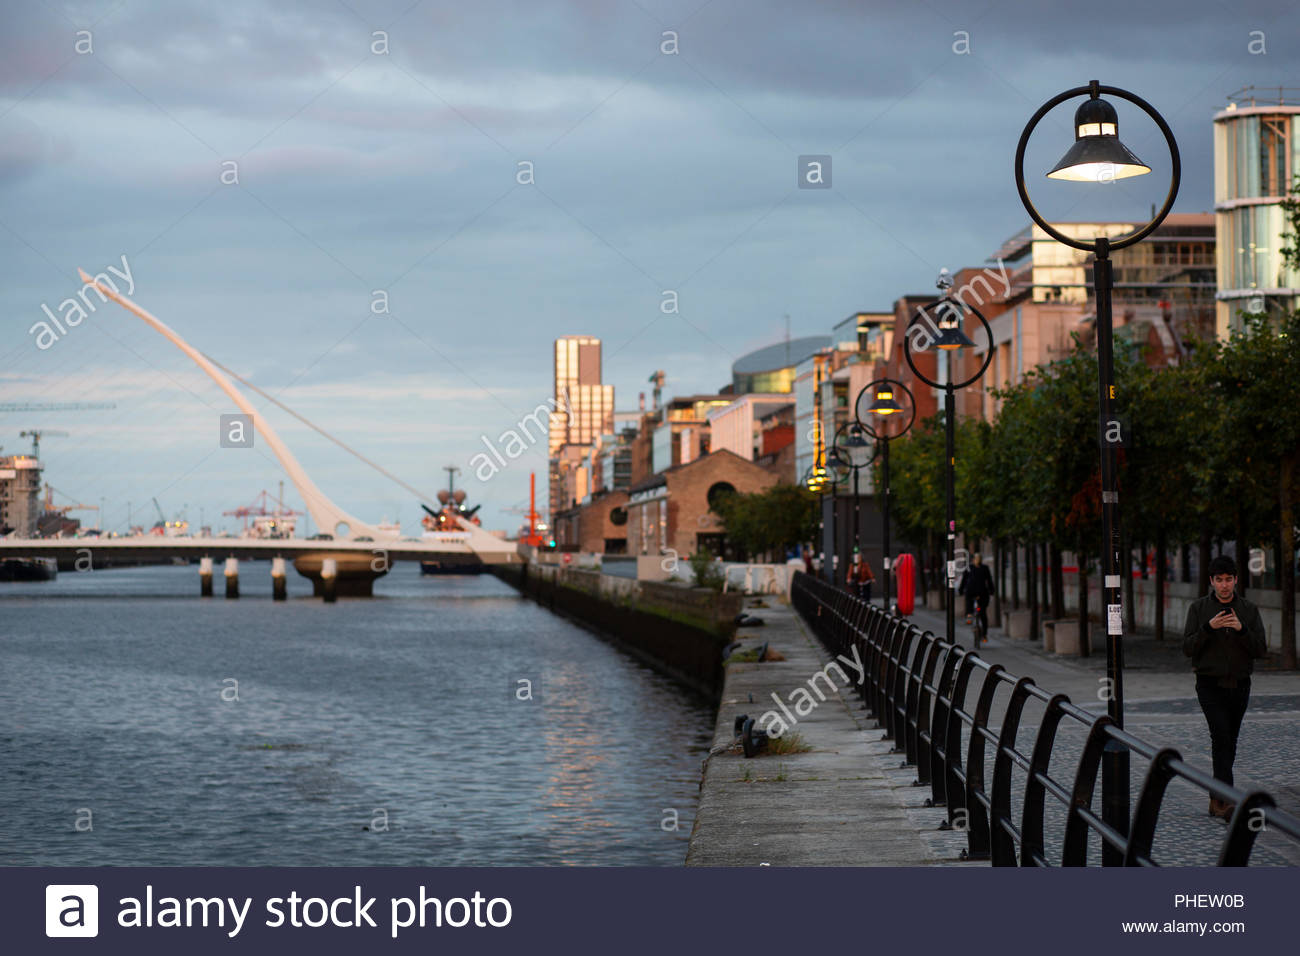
[553,489,629,554]
[1213,89,1300,335]
[731,336,829,395]
[626,449,778,560]
[0,455,42,537]
[648,394,731,477]
[548,335,614,522]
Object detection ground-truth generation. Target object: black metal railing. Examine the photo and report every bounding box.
[791,571,1300,866]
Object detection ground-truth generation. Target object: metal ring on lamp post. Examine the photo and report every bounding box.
[832,423,878,471]
[854,377,917,442]
[1014,83,1181,252]
[825,449,853,485]
[901,300,995,388]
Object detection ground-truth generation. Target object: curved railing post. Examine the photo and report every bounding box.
[1021,694,1071,866]
[1219,792,1278,867]
[961,663,1005,862]
[940,649,977,832]
[1060,716,1117,865]
[1122,744,1178,867]
[926,641,959,810]
[990,677,1035,865]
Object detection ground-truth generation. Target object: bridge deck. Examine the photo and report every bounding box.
[0,536,522,564]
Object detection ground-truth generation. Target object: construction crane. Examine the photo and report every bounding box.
[18,429,69,459]
[0,402,116,412]
[648,370,665,411]
[43,484,98,516]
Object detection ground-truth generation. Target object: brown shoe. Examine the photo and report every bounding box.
[1208,798,1233,820]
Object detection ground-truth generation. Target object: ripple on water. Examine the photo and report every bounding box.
[0,565,713,865]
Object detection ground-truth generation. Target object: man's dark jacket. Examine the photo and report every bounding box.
[1182,590,1268,682]
[960,564,994,598]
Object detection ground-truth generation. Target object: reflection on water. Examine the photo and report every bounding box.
[0,563,713,865]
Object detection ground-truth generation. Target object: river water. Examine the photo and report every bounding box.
[0,563,713,866]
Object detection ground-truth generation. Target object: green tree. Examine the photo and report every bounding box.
[1202,311,1300,667]
[713,483,818,560]
[879,413,945,550]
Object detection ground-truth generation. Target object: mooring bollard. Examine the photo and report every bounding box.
[321,557,337,603]
[224,557,239,599]
[199,556,213,597]
[271,556,287,601]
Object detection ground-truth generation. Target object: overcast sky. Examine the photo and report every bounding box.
[2,0,1296,534]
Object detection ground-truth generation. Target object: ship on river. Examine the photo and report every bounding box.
[419,487,490,575]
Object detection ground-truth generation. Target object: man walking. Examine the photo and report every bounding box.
[960,553,994,642]
[1182,555,1268,820]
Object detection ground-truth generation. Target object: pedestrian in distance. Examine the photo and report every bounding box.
[960,553,994,642]
[847,547,875,604]
[1182,554,1269,821]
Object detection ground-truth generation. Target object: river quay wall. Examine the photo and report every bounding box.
[493,563,740,700]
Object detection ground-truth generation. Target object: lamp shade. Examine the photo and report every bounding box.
[825,451,852,485]
[934,321,975,351]
[1047,96,1150,182]
[868,387,903,416]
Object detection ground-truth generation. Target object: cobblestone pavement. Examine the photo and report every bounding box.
[855,603,1300,867]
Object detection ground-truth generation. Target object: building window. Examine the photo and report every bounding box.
[706,482,736,511]
[1261,117,1290,197]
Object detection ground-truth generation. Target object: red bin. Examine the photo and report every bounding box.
[895,552,916,616]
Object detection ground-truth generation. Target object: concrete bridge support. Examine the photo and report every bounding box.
[199,556,213,597]
[271,556,287,601]
[224,557,239,599]
[320,557,338,603]
[293,551,386,598]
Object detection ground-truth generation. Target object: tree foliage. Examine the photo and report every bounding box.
[881,323,1296,663]
[712,483,819,559]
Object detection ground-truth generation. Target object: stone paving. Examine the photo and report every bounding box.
[685,592,1300,867]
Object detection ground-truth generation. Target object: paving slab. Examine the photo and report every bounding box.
[685,600,979,867]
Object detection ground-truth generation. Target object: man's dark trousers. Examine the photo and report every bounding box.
[1195,676,1251,786]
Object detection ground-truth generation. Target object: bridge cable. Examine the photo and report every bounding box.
[201,354,442,511]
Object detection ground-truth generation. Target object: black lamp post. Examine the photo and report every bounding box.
[804,453,851,583]
[903,288,993,644]
[1015,81,1179,866]
[855,378,916,612]
[832,422,877,591]
[802,464,825,579]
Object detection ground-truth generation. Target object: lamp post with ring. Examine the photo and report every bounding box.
[902,287,994,644]
[832,422,878,593]
[804,454,851,581]
[855,378,917,612]
[1015,80,1179,866]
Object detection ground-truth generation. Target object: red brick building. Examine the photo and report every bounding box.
[554,489,630,554]
[626,449,779,560]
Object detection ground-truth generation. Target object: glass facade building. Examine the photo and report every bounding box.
[549,336,614,520]
[1213,99,1300,335]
